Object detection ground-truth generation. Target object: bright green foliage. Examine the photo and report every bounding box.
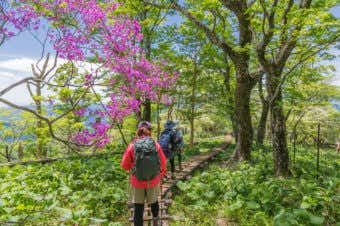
[0,110,37,162]
[0,154,129,225]
[0,139,224,224]
[170,145,339,226]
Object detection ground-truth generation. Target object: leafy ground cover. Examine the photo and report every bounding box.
[0,139,224,225]
[0,154,128,225]
[170,145,339,226]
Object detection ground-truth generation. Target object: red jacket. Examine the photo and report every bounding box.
[121,137,167,188]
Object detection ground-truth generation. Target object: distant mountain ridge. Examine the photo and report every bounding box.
[0,104,105,124]
[1,100,339,123]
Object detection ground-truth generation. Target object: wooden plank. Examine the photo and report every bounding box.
[129,215,171,222]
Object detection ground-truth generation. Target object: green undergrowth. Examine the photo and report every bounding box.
[0,153,129,225]
[0,138,224,225]
[182,137,225,160]
[169,145,339,226]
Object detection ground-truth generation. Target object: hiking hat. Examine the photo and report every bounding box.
[137,121,152,130]
[164,120,175,129]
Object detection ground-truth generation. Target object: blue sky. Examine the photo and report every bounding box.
[0,5,339,106]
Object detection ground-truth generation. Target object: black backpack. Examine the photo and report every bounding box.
[159,129,175,159]
[132,137,160,181]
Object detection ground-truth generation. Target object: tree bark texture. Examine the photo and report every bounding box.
[223,57,238,142]
[36,79,44,158]
[189,61,198,147]
[267,74,289,176]
[233,61,256,161]
[257,101,269,145]
[141,17,152,122]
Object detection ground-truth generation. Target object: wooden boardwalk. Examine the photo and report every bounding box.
[128,143,228,225]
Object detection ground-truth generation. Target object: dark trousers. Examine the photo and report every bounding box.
[169,152,182,173]
[134,202,159,226]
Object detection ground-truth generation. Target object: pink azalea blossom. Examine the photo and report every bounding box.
[3,0,178,149]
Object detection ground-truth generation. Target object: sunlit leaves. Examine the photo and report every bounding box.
[171,146,339,225]
[0,155,129,224]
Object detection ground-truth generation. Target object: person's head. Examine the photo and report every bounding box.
[164,120,175,130]
[137,121,152,137]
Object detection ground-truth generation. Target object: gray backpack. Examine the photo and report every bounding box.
[132,137,160,181]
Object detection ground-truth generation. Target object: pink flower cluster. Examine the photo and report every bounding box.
[0,3,39,38]
[5,0,178,149]
[73,108,87,116]
[71,122,110,148]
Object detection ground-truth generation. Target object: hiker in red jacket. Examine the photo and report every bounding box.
[121,121,167,226]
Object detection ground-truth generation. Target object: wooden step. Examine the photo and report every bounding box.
[128,199,172,208]
[129,215,171,222]
[130,208,168,218]
[130,206,168,213]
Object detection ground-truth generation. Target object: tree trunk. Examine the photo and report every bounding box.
[116,123,128,146]
[222,56,238,141]
[167,104,173,120]
[156,100,160,140]
[17,142,24,160]
[36,80,44,158]
[142,27,152,122]
[268,75,289,176]
[233,66,255,160]
[189,60,198,148]
[189,118,194,147]
[142,99,151,122]
[5,145,11,162]
[257,101,269,145]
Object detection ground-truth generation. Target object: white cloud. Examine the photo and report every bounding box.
[0,57,35,73]
[0,84,32,106]
[0,71,17,80]
[0,56,101,107]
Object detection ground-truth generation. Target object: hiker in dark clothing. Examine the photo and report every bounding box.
[121,121,167,226]
[159,120,184,179]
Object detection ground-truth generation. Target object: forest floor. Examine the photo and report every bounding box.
[0,139,338,225]
[0,138,225,225]
[169,144,339,226]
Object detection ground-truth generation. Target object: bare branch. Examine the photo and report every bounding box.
[209,9,218,34]
[26,85,36,105]
[0,77,34,96]
[89,85,128,146]
[50,88,89,123]
[0,97,50,123]
[258,74,267,104]
[43,53,59,80]
[0,97,91,151]
[40,53,51,76]
[256,0,279,70]
[33,29,50,68]
[149,7,167,33]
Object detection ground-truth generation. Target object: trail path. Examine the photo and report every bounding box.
[128,142,229,225]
